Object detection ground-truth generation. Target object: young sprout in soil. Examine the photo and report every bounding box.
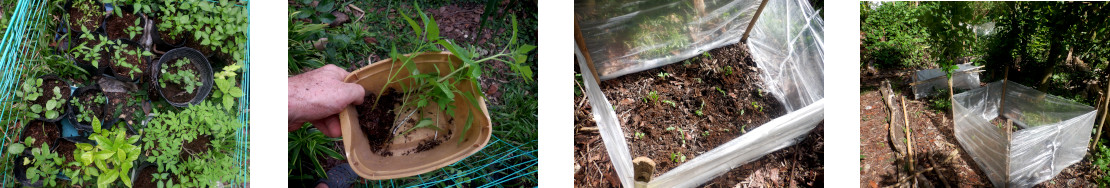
[661,100,676,107]
[751,102,762,112]
[741,124,748,133]
[644,91,661,106]
[159,58,201,94]
[720,66,733,76]
[694,78,702,83]
[25,137,62,187]
[694,100,705,116]
[702,51,712,59]
[657,72,669,79]
[73,27,112,69]
[701,131,709,137]
[757,88,764,97]
[714,86,726,95]
[635,132,645,140]
[666,127,675,131]
[669,152,686,163]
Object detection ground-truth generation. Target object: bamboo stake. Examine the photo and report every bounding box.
[740,0,769,42]
[1005,119,1013,188]
[901,95,914,185]
[1094,76,1110,150]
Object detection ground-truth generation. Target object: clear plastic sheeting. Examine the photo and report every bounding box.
[574,0,761,80]
[746,0,824,111]
[648,99,823,188]
[953,81,1097,187]
[576,43,635,188]
[912,63,981,99]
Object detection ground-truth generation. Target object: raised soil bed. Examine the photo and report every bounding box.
[575,43,823,187]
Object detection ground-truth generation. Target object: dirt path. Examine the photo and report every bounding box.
[859,72,1095,187]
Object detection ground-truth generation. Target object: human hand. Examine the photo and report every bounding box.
[288,64,365,137]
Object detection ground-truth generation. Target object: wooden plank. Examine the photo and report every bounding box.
[575,15,601,83]
[740,0,769,42]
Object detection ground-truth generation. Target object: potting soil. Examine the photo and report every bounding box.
[104,11,141,41]
[356,89,402,157]
[21,121,58,148]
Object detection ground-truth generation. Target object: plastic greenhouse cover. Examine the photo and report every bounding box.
[745,0,823,111]
[574,0,762,80]
[577,0,824,186]
[954,81,1097,187]
[576,42,635,188]
[912,63,981,99]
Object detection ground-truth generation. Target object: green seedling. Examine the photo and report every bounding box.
[26,137,62,187]
[159,58,201,94]
[751,102,763,112]
[68,117,140,188]
[125,18,143,39]
[661,100,676,107]
[669,152,686,163]
[635,132,645,140]
[715,86,726,95]
[111,42,151,80]
[702,131,709,137]
[741,124,748,133]
[694,100,705,116]
[657,72,669,78]
[644,91,661,106]
[15,78,67,119]
[721,66,733,75]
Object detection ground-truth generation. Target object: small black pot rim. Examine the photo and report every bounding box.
[98,6,147,42]
[63,0,107,36]
[17,120,62,155]
[67,85,119,132]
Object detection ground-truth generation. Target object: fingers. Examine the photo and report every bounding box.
[289,122,303,132]
[314,115,343,138]
[315,64,350,81]
[340,83,366,105]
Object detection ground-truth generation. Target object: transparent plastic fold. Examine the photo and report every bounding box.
[953,81,1097,187]
[648,99,823,188]
[912,63,981,99]
[577,43,635,188]
[577,0,824,186]
[574,0,761,80]
[746,0,823,111]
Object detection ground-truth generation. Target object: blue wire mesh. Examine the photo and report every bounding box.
[357,135,537,188]
[0,0,251,186]
[0,0,51,185]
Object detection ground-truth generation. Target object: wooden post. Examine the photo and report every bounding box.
[1094,76,1110,150]
[999,67,1009,117]
[574,16,600,83]
[901,96,914,179]
[740,0,769,42]
[1005,119,1013,187]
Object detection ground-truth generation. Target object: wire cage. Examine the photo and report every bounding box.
[358,135,538,188]
[0,0,250,186]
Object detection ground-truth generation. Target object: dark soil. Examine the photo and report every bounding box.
[181,135,211,159]
[159,57,200,103]
[105,92,142,127]
[356,89,401,157]
[134,165,157,188]
[55,141,78,172]
[66,0,102,33]
[574,43,823,187]
[21,121,58,148]
[104,11,141,41]
[859,71,1094,187]
[110,43,147,81]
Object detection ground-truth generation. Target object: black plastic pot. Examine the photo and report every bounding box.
[66,85,118,132]
[12,154,42,187]
[151,47,214,107]
[63,0,107,36]
[66,31,112,77]
[33,75,74,123]
[18,120,62,154]
[149,21,186,53]
[105,39,151,84]
[98,5,147,42]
